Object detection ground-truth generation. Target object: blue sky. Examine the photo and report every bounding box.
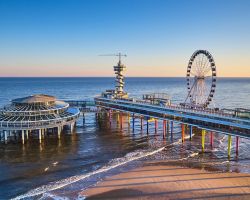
[0,0,249,77]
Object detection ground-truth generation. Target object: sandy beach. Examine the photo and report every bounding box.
[82,161,250,200]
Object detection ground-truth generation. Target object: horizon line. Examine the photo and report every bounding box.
[0,76,249,78]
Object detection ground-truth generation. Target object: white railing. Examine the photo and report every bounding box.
[0,111,80,130]
[95,97,250,126]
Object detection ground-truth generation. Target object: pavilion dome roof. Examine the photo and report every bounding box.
[0,94,80,130]
[12,94,56,104]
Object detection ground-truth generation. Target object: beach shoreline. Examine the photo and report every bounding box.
[81,160,250,199]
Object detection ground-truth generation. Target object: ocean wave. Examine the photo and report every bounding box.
[12,130,196,200]
[39,192,70,200]
[12,147,166,200]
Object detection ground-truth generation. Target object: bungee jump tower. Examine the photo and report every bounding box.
[113,53,128,98]
[100,53,128,99]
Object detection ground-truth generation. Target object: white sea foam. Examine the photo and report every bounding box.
[13,132,196,200]
[39,192,70,200]
[12,146,166,200]
[178,152,199,161]
[44,167,49,172]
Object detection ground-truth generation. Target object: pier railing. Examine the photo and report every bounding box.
[0,109,80,130]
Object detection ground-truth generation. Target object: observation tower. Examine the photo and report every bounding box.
[100,53,128,99]
[113,53,127,97]
[0,94,80,144]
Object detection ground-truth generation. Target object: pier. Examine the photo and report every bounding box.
[95,97,249,157]
[93,51,250,158]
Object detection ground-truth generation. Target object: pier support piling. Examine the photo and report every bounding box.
[201,129,206,152]
[70,123,74,133]
[108,110,111,125]
[147,118,149,134]
[140,117,143,131]
[236,136,239,156]
[117,112,120,124]
[38,129,42,143]
[228,135,232,159]
[4,131,7,144]
[83,113,85,124]
[181,124,185,143]
[155,119,158,134]
[58,126,61,139]
[163,120,166,139]
[189,125,192,141]
[127,113,130,126]
[132,114,135,133]
[210,132,214,148]
[170,121,173,142]
[120,113,123,129]
[41,129,44,139]
[26,130,29,140]
[22,130,25,144]
[166,120,169,135]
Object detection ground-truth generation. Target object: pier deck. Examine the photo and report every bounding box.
[95,97,250,138]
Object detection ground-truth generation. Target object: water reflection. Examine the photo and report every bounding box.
[0,110,249,199]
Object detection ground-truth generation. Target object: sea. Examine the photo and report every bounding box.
[0,77,249,199]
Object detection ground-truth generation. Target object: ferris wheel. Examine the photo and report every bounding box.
[184,50,217,108]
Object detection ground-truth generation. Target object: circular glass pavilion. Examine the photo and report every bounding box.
[0,94,80,143]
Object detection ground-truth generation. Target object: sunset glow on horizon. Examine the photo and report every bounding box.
[0,0,249,77]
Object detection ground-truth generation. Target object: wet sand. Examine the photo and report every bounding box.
[82,161,250,200]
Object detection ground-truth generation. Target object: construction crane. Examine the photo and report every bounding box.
[99,53,127,98]
[99,53,127,63]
